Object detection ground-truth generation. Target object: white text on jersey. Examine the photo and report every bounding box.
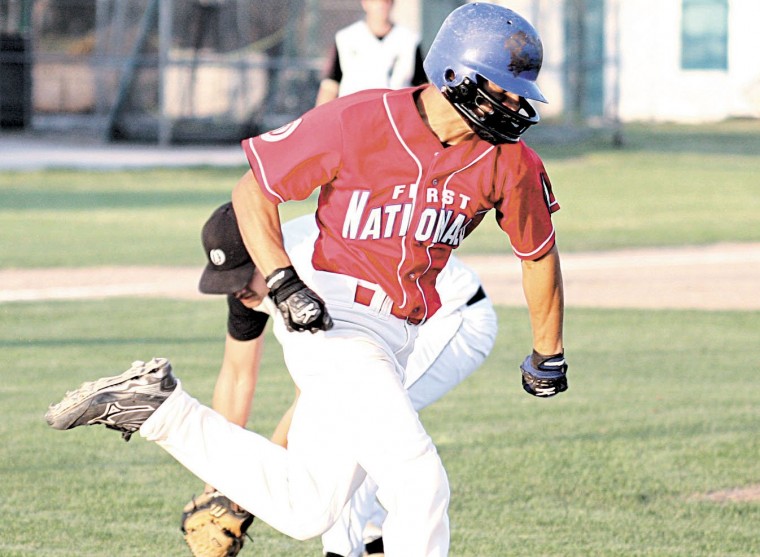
[342,189,471,246]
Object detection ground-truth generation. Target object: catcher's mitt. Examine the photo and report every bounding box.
[181,491,254,557]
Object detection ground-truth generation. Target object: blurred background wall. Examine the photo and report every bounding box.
[0,0,757,143]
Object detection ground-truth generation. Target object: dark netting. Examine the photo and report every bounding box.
[20,0,363,142]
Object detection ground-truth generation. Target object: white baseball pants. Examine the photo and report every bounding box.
[320,296,498,556]
[141,303,450,556]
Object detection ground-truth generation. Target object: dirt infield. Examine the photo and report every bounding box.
[3,245,759,506]
[691,485,760,503]
[2,243,759,309]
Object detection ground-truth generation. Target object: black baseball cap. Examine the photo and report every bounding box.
[198,202,255,294]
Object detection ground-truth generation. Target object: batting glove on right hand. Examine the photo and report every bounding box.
[266,266,333,333]
[520,350,568,397]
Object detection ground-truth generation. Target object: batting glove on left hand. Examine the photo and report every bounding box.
[266,266,333,333]
[520,350,568,397]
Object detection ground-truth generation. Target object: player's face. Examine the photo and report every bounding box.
[233,269,269,309]
[362,0,393,18]
[475,80,521,116]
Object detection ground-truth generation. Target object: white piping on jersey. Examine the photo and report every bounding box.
[248,138,285,203]
[418,249,433,323]
[515,173,557,258]
[439,146,494,244]
[383,92,423,312]
[541,174,558,209]
[512,226,556,258]
[441,146,495,191]
[425,144,495,322]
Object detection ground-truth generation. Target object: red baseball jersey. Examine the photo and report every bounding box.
[242,86,559,321]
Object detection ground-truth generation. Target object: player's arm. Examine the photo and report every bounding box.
[232,170,291,276]
[315,79,339,106]
[211,333,264,427]
[212,331,301,447]
[521,244,564,355]
[315,44,341,106]
[411,45,428,86]
[520,244,568,397]
[270,387,300,448]
[232,171,333,333]
[200,307,266,497]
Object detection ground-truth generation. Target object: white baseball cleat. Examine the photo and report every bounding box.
[45,357,177,441]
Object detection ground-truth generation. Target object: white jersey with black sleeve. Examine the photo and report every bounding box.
[334,20,421,96]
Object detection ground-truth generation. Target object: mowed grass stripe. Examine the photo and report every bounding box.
[1,299,757,556]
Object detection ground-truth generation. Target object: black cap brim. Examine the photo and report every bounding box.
[198,261,255,295]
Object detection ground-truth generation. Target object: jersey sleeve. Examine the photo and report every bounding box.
[495,146,559,261]
[226,295,270,341]
[411,45,428,86]
[241,105,343,204]
[322,42,341,83]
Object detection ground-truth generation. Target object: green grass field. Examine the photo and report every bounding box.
[2,302,758,556]
[1,121,759,556]
[2,122,759,268]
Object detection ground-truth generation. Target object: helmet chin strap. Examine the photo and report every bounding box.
[441,77,540,144]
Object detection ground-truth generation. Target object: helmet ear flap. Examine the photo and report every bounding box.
[441,76,476,104]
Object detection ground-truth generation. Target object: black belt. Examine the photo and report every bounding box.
[466,285,486,306]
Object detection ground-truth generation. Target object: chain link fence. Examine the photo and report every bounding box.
[0,0,363,142]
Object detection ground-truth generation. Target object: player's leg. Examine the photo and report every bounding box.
[321,298,497,555]
[406,297,497,409]
[320,503,364,557]
[140,372,366,541]
[270,386,299,448]
[45,357,360,540]
[280,317,450,556]
[337,354,449,557]
[323,476,385,556]
[139,314,425,542]
[47,322,449,552]
[142,320,448,553]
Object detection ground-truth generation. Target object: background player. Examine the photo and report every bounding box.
[315,0,426,106]
[192,203,496,556]
[47,5,568,556]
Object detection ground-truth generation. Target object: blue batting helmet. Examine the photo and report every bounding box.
[424,3,547,143]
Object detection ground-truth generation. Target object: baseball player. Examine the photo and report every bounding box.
[315,0,427,106]
[46,5,567,556]
[189,203,496,556]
